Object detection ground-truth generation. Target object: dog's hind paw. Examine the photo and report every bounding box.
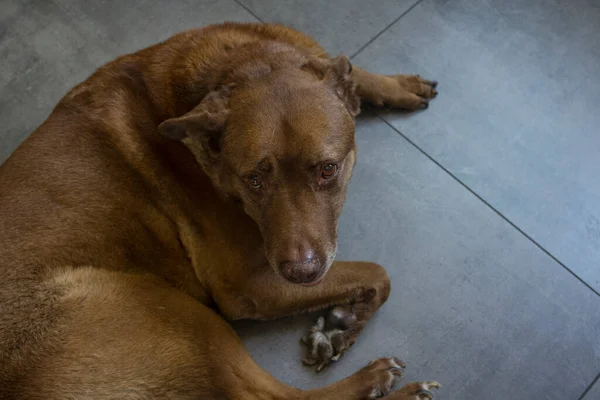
[386,381,441,400]
[344,357,406,399]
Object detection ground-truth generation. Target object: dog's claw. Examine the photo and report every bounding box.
[394,357,407,369]
[302,357,317,366]
[416,390,434,399]
[387,381,440,399]
[415,382,440,398]
[351,357,409,399]
[420,100,429,109]
[413,382,440,399]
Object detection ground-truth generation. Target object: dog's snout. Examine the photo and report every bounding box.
[274,240,328,284]
[282,244,314,265]
[278,244,321,284]
[279,258,321,284]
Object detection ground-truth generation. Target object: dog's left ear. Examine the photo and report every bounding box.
[158,88,230,164]
[304,55,360,116]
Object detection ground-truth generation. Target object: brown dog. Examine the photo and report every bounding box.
[0,23,440,399]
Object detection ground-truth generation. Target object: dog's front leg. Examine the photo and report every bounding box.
[215,261,391,370]
[352,66,438,110]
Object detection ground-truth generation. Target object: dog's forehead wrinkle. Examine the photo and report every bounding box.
[235,154,273,177]
[286,128,354,167]
[225,121,351,179]
[222,118,277,174]
[221,61,355,177]
[279,109,353,164]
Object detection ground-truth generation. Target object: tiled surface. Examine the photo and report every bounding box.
[0,0,103,160]
[237,0,417,56]
[53,0,258,54]
[583,378,600,400]
[353,0,600,293]
[0,0,257,163]
[1,1,599,399]
[235,117,600,399]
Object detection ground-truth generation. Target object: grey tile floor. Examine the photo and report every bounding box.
[1,0,599,399]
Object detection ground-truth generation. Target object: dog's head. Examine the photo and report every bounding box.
[159,55,359,285]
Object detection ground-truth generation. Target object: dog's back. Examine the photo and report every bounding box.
[0,33,196,396]
[0,22,326,396]
[0,22,440,399]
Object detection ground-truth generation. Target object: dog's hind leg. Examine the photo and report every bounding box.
[304,358,441,400]
[25,267,439,400]
[20,267,301,400]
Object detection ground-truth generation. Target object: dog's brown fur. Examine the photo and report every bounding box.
[0,23,439,399]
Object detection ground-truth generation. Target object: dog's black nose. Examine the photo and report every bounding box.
[279,257,321,284]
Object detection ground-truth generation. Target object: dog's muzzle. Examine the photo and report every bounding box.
[279,257,323,284]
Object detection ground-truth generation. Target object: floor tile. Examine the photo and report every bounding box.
[53,0,258,54]
[583,377,600,400]
[0,0,38,89]
[0,0,106,162]
[352,0,600,292]
[234,116,600,399]
[0,0,104,91]
[237,0,417,56]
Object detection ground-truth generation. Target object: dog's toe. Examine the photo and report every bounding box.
[386,381,441,400]
[326,305,357,330]
[302,357,317,366]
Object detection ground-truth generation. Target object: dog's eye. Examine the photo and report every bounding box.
[247,174,263,189]
[321,163,337,179]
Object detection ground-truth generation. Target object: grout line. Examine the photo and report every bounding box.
[233,0,265,23]
[377,115,600,298]
[578,372,600,400]
[350,0,425,60]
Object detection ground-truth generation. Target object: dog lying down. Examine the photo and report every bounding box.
[0,22,439,399]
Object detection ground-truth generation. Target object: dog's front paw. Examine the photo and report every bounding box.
[386,381,441,399]
[373,74,438,110]
[301,306,359,370]
[301,316,338,372]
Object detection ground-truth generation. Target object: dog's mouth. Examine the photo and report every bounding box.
[279,263,327,285]
[300,276,324,287]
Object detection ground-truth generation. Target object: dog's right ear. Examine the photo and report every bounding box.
[303,55,360,117]
[158,89,230,163]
